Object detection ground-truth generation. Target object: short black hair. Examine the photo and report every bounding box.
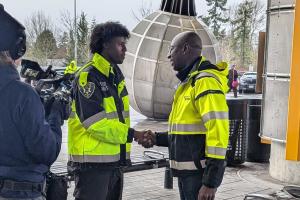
[90,21,130,54]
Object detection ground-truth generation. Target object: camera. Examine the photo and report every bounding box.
[20,59,72,114]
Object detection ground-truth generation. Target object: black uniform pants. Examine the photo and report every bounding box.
[178,174,203,200]
[73,167,123,200]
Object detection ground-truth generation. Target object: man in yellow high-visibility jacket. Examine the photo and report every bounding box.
[68,21,149,200]
[64,60,77,75]
[145,31,229,200]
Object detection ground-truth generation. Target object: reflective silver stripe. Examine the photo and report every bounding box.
[82,111,119,129]
[122,111,130,118]
[195,72,221,83]
[169,123,207,132]
[69,154,120,163]
[202,111,228,124]
[200,160,207,168]
[170,160,198,170]
[69,111,76,118]
[106,111,118,119]
[207,146,227,157]
[126,152,130,159]
[82,111,106,129]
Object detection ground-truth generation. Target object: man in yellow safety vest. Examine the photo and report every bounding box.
[144,31,229,200]
[68,21,150,200]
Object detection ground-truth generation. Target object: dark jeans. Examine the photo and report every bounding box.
[178,174,203,200]
[73,167,123,200]
[233,87,238,97]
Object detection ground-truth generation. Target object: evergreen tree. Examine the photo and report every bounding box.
[33,29,57,65]
[90,18,97,33]
[77,12,90,65]
[65,29,75,64]
[231,0,255,68]
[63,12,90,65]
[201,0,229,40]
[58,31,69,48]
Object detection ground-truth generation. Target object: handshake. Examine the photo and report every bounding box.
[133,130,156,148]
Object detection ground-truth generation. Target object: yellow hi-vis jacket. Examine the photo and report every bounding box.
[68,53,134,165]
[64,60,78,75]
[156,56,229,188]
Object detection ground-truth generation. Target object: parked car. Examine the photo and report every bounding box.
[53,66,67,76]
[239,72,257,93]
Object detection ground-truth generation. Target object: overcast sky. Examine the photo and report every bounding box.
[1,0,265,30]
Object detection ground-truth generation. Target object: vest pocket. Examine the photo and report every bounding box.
[187,135,206,169]
[83,134,102,153]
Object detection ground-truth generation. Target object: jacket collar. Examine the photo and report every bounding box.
[176,56,204,82]
[92,53,112,77]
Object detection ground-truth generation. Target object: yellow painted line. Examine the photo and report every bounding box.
[286,0,300,161]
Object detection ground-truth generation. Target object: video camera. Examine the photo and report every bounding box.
[20,59,72,115]
[20,59,57,81]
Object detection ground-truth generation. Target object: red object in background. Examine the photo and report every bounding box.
[232,80,239,88]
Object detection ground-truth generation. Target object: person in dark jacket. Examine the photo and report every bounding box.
[140,32,229,200]
[228,64,238,97]
[0,4,67,200]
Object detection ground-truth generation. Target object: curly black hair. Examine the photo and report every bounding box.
[89,21,130,54]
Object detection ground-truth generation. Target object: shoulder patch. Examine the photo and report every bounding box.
[79,82,95,99]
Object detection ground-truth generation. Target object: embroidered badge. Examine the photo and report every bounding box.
[79,82,95,99]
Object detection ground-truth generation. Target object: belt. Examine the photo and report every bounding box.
[0,179,45,192]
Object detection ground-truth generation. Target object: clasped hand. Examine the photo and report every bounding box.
[134,130,156,148]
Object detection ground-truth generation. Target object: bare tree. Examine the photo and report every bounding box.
[132,0,154,22]
[59,10,76,63]
[25,11,53,44]
[249,0,266,45]
[24,11,60,65]
[225,0,266,69]
[60,10,75,34]
[60,10,93,65]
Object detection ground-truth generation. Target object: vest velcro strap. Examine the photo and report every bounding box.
[195,90,224,101]
[207,146,227,157]
[169,123,207,133]
[202,111,228,124]
[170,160,198,170]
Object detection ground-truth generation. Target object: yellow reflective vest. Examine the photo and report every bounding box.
[64,60,78,75]
[158,56,229,188]
[68,53,133,165]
